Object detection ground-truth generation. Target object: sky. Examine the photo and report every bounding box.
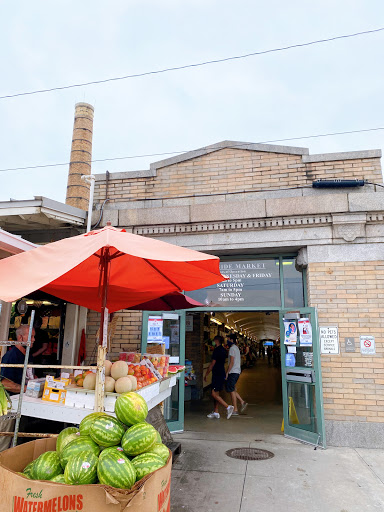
[1,1,383,203]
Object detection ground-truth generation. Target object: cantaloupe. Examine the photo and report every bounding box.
[104,376,116,392]
[114,377,132,394]
[104,360,112,377]
[111,361,128,380]
[127,375,137,391]
[83,373,97,390]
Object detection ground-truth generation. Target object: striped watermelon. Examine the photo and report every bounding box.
[131,453,165,481]
[121,422,157,456]
[90,415,125,447]
[64,452,98,485]
[115,392,148,426]
[30,451,62,481]
[99,446,125,460]
[155,430,161,443]
[60,435,100,469]
[23,460,36,478]
[56,426,79,455]
[147,443,170,464]
[79,412,109,435]
[50,474,65,483]
[97,450,136,489]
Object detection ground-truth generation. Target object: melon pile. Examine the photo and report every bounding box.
[76,360,158,392]
[20,392,170,489]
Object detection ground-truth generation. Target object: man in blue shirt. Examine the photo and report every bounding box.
[1,325,35,394]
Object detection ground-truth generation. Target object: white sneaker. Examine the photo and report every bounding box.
[207,411,220,419]
[226,405,234,419]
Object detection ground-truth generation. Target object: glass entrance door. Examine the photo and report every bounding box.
[279,307,326,448]
[141,310,185,432]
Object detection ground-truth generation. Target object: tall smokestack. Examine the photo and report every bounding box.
[66,102,94,210]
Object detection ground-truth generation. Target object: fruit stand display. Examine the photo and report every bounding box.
[0,392,172,511]
[9,355,177,425]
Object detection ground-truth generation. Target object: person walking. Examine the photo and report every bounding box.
[225,334,248,416]
[204,335,234,419]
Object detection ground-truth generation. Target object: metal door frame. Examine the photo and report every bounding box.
[141,310,185,432]
[280,307,326,448]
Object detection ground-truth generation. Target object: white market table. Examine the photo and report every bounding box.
[11,376,177,425]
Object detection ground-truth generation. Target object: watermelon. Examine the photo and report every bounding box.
[50,474,65,483]
[90,415,125,447]
[155,430,162,443]
[97,450,136,489]
[121,422,157,456]
[56,426,80,455]
[60,435,100,469]
[168,365,185,374]
[23,460,36,478]
[131,453,165,481]
[147,443,170,463]
[64,452,98,485]
[115,392,148,426]
[31,451,62,481]
[99,446,125,460]
[79,412,109,435]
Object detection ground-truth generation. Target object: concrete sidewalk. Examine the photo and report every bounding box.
[170,431,384,512]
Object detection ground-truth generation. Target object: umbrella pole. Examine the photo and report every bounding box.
[95,249,110,413]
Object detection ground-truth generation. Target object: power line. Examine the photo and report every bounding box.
[1,27,383,100]
[0,126,383,173]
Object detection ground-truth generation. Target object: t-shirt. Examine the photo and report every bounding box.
[0,347,34,388]
[228,344,241,374]
[211,345,227,377]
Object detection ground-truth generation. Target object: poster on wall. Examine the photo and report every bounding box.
[170,324,179,343]
[298,318,312,346]
[147,316,163,343]
[185,315,193,332]
[320,326,339,354]
[284,319,297,345]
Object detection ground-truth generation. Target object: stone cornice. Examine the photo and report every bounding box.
[129,211,384,237]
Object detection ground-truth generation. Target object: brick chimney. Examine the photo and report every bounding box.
[65,102,94,210]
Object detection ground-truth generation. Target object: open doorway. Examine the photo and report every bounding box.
[184,310,283,434]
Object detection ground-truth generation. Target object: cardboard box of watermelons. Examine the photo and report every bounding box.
[0,438,171,512]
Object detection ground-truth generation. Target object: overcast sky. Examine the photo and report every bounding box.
[1,1,383,203]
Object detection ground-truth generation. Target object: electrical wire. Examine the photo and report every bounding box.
[1,27,383,100]
[0,126,383,173]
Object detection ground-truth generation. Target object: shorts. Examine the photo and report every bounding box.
[212,374,225,392]
[225,372,240,392]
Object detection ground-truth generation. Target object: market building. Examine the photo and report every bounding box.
[88,139,384,448]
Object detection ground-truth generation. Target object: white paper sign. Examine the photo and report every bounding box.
[284,320,297,345]
[320,326,339,354]
[147,316,163,343]
[298,318,312,346]
[360,335,375,355]
[186,315,193,332]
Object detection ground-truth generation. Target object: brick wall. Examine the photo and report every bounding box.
[307,261,384,424]
[94,148,382,203]
[85,310,143,364]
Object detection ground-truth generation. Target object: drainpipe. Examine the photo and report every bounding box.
[81,175,95,233]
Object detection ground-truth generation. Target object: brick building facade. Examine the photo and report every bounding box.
[89,140,384,447]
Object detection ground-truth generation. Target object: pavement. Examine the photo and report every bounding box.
[170,430,384,512]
